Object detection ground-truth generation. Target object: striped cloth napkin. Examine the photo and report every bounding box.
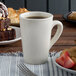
[0,52,75,76]
[0,56,49,76]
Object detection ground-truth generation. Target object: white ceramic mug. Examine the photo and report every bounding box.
[20,11,63,64]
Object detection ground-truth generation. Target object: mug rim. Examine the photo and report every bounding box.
[20,11,53,20]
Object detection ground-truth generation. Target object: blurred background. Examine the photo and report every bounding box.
[1,0,76,14]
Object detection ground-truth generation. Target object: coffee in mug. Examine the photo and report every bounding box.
[26,16,47,19]
[20,11,63,64]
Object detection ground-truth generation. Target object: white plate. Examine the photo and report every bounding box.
[53,51,76,74]
[0,26,21,45]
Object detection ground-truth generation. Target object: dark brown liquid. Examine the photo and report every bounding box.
[26,16,47,19]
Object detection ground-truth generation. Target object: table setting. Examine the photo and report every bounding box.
[0,1,76,76]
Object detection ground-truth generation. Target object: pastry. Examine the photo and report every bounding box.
[8,8,28,24]
[8,8,19,24]
[17,8,28,15]
[68,12,76,20]
[0,2,16,41]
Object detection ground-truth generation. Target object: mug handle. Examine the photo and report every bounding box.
[50,20,63,48]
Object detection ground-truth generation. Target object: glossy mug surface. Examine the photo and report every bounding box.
[20,11,63,64]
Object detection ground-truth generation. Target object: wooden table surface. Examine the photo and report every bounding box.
[0,15,76,53]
